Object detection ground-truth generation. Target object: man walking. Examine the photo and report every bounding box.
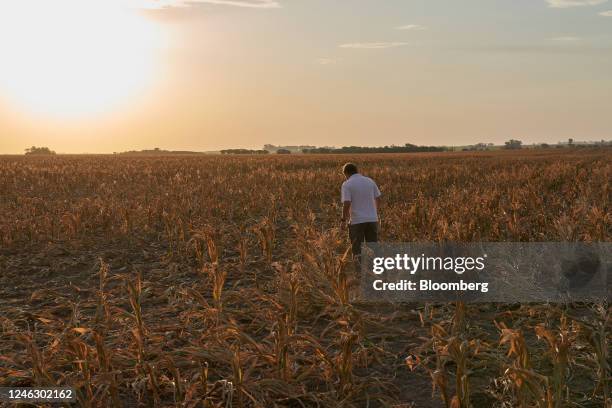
[340,163,381,263]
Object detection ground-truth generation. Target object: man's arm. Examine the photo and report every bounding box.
[341,182,351,224]
[342,201,351,223]
[374,181,381,216]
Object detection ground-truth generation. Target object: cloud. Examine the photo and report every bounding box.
[315,58,339,65]
[339,42,408,49]
[132,0,280,9]
[599,9,612,14]
[549,36,581,41]
[545,0,607,8]
[395,24,426,31]
[469,44,612,54]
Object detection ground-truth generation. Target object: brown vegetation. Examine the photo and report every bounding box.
[0,149,609,407]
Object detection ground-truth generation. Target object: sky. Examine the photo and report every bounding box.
[0,0,611,153]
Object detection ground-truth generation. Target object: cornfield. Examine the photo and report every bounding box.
[0,149,609,407]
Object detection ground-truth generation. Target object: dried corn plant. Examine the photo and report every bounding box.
[0,150,609,406]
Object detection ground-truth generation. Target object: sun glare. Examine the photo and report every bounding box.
[0,1,163,118]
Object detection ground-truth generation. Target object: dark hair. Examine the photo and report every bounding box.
[342,163,358,175]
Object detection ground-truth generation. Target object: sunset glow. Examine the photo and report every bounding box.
[0,0,610,153]
[0,1,163,118]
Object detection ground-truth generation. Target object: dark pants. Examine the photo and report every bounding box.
[349,222,378,261]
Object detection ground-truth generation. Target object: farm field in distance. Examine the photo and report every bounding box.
[0,149,610,407]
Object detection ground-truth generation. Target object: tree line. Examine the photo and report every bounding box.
[220,149,270,155]
[302,143,447,154]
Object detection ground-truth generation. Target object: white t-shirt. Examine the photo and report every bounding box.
[341,174,381,224]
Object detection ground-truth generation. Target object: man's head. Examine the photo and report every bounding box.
[342,163,358,179]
